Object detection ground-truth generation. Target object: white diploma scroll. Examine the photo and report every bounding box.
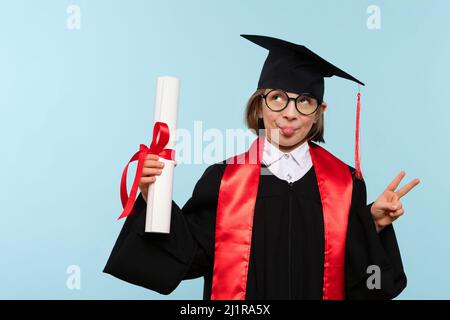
[145,76,179,233]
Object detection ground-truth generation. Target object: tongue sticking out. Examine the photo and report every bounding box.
[280,127,295,137]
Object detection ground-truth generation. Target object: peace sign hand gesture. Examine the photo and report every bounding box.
[370,171,420,233]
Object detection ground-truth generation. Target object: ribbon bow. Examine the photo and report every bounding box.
[118,121,175,220]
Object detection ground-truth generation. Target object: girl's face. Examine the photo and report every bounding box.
[258,89,326,152]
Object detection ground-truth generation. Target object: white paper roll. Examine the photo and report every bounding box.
[145,76,179,233]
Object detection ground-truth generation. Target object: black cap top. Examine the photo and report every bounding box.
[241,34,365,102]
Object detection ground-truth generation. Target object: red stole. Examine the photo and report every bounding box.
[211,136,353,300]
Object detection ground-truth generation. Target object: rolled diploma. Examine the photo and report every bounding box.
[145,76,179,233]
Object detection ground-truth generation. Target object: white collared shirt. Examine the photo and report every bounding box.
[262,137,313,183]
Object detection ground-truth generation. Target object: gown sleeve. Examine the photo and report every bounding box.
[345,170,407,300]
[103,164,223,295]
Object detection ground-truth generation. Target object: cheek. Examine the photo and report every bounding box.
[299,115,316,130]
[262,110,278,128]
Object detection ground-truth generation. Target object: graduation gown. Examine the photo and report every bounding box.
[103,161,407,300]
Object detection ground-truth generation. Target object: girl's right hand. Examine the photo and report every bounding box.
[139,154,165,203]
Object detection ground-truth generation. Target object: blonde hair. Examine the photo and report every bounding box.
[244,88,325,143]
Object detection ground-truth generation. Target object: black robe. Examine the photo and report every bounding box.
[103,161,407,299]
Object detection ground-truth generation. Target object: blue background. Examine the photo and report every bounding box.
[0,0,448,299]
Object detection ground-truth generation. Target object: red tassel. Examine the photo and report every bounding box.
[354,88,363,180]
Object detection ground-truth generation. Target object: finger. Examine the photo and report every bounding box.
[396,178,421,199]
[140,176,156,184]
[144,159,165,169]
[389,208,404,217]
[390,201,402,211]
[374,201,399,212]
[145,154,159,161]
[390,192,399,204]
[141,168,163,177]
[385,171,406,192]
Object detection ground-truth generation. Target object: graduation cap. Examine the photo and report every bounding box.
[241,34,365,179]
[240,34,364,102]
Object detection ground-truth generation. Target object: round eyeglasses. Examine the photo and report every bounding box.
[260,89,320,115]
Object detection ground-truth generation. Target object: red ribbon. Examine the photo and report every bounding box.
[118,121,175,220]
[309,141,352,300]
[211,136,264,300]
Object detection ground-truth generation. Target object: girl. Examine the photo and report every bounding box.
[104,34,419,300]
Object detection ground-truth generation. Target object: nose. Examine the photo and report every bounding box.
[282,99,298,120]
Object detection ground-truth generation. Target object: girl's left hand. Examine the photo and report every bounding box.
[370,171,420,233]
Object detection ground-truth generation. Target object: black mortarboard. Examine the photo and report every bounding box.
[240,34,364,103]
[241,34,365,179]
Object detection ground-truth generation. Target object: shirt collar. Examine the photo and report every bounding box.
[262,136,310,168]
